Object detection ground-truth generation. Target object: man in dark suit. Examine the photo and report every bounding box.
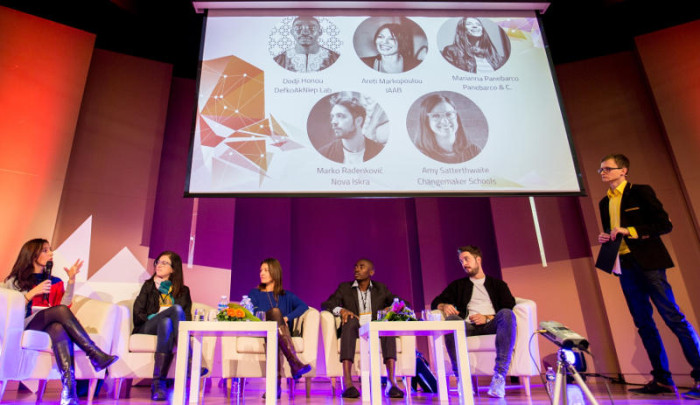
[597,153,700,399]
[321,258,405,399]
[431,245,516,398]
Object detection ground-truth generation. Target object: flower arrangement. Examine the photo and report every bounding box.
[216,303,260,322]
[382,299,418,322]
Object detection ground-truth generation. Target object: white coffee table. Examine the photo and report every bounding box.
[172,320,278,405]
[359,320,473,404]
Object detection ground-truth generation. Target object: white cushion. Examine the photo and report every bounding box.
[236,337,304,353]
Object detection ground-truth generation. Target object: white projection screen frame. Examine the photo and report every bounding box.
[187,1,584,197]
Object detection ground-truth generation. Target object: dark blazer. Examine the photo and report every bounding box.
[321,280,406,320]
[599,183,674,272]
[318,137,384,164]
[132,280,192,333]
[430,275,515,320]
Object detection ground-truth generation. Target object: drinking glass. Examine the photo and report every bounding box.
[377,309,387,321]
[255,311,266,321]
[421,310,431,321]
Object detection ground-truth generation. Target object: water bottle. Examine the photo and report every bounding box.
[217,295,228,313]
[240,295,253,312]
[545,366,556,397]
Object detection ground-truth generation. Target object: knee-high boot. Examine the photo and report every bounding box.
[53,340,78,405]
[151,352,173,401]
[60,312,118,371]
[278,323,311,380]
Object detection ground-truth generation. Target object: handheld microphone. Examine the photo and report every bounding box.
[539,320,589,351]
[43,260,53,302]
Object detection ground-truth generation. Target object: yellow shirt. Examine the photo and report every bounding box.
[607,180,638,254]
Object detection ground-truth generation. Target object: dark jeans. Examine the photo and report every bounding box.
[140,305,186,353]
[339,317,396,363]
[445,308,516,377]
[619,254,700,384]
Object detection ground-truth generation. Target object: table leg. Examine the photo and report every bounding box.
[173,326,192,405]
[453,328,474,405]
[360,330,371,403]
[369,329,382,405]
[188,335,202,403]
[264,325,278,405]
[433,334,449,402]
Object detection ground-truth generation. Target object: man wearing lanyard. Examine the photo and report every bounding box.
[597,153,700,398]
[322,258,406,399]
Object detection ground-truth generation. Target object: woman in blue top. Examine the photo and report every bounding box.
[248,258,311,394]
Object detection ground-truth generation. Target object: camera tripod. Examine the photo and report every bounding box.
[550,348,600,405]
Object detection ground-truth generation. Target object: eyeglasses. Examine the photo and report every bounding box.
[155,260,172,267]
[597,167,621,174]
[427,111,457,121]
[292,24,318,34]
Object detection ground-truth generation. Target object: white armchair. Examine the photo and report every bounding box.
[220,307,320,398]
[431,297,541,396]
[0,288,119,404]
[109,299,216,399]
[319,310,416,395]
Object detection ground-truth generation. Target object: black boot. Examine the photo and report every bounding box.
[53,340,79,405]
[59,310,119,371]
[278,324,311,380]
[151,352,173,401]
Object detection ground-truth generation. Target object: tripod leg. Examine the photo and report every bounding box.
[566,364,600,405]
[553,361,566,405]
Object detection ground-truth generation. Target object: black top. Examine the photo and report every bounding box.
[321,280,407,320]
[132,279,192,333]
[598,182,674,271]
[430,275,515,319]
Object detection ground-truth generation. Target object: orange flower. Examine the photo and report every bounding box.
[233,308,245,318]
[226,307,237,317]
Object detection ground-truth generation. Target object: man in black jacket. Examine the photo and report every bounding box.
[321,258,405,399]
[597,153,700,399]
[431,245,516,398]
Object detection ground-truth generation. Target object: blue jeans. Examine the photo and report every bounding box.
[619,254,700,384]
[445,308,516,376]
[140,305,186,353]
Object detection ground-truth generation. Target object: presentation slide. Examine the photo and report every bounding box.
[186,9,583,196]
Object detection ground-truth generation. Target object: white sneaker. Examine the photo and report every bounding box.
[487,374,506,398]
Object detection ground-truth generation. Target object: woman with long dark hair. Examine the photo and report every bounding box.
[248,258,311,398]
[362,23,420,73]
[132,251,192,401]
[2,239,118,405]
[442,17,508,73]
[414,94,482,164]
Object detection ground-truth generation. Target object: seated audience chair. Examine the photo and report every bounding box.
[431,297,540,396]
[319,310,416,395]
[220,307,320,398]
[109,299,216,399]
[0,288,119,404]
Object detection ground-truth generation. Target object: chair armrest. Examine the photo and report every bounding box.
[72,295,119,351]
[0,288,28,379]
[320,310,340,364]
[511,297,540,375]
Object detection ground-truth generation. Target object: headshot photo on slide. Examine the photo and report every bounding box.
[269,16,342,73]
[438,17,511,73]
[307,91,389,164]
[406,91,488,164]
[353,17,428,74]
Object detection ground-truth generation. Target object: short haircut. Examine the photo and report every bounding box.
[293,16,320,27]
[330,92,367,124]
[457,245,482,258]
[356,257,374,270]
[601,153,630,170]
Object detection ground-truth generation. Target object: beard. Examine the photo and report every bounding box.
[464,266,480,277]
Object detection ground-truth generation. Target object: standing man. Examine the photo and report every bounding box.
[597,153,700,398]
[321,258,405,399]
[273,16,339,73]
[318,93,384,164]
[431,245,516,398]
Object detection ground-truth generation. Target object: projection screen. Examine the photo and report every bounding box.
[187,2,583,196]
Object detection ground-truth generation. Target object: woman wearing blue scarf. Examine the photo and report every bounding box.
[132,251,192,400]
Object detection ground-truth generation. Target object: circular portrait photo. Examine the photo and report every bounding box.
[407,91,487,164]
[308,91,389,164]
[353,17,428,73]
[269,16,342,73]
[438,17,511,73]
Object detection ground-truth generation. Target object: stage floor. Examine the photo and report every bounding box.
[1,378,693,404]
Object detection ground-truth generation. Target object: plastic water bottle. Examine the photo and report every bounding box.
[240,295,253,312]
[545,367,556,397]
[217,295,228,313]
